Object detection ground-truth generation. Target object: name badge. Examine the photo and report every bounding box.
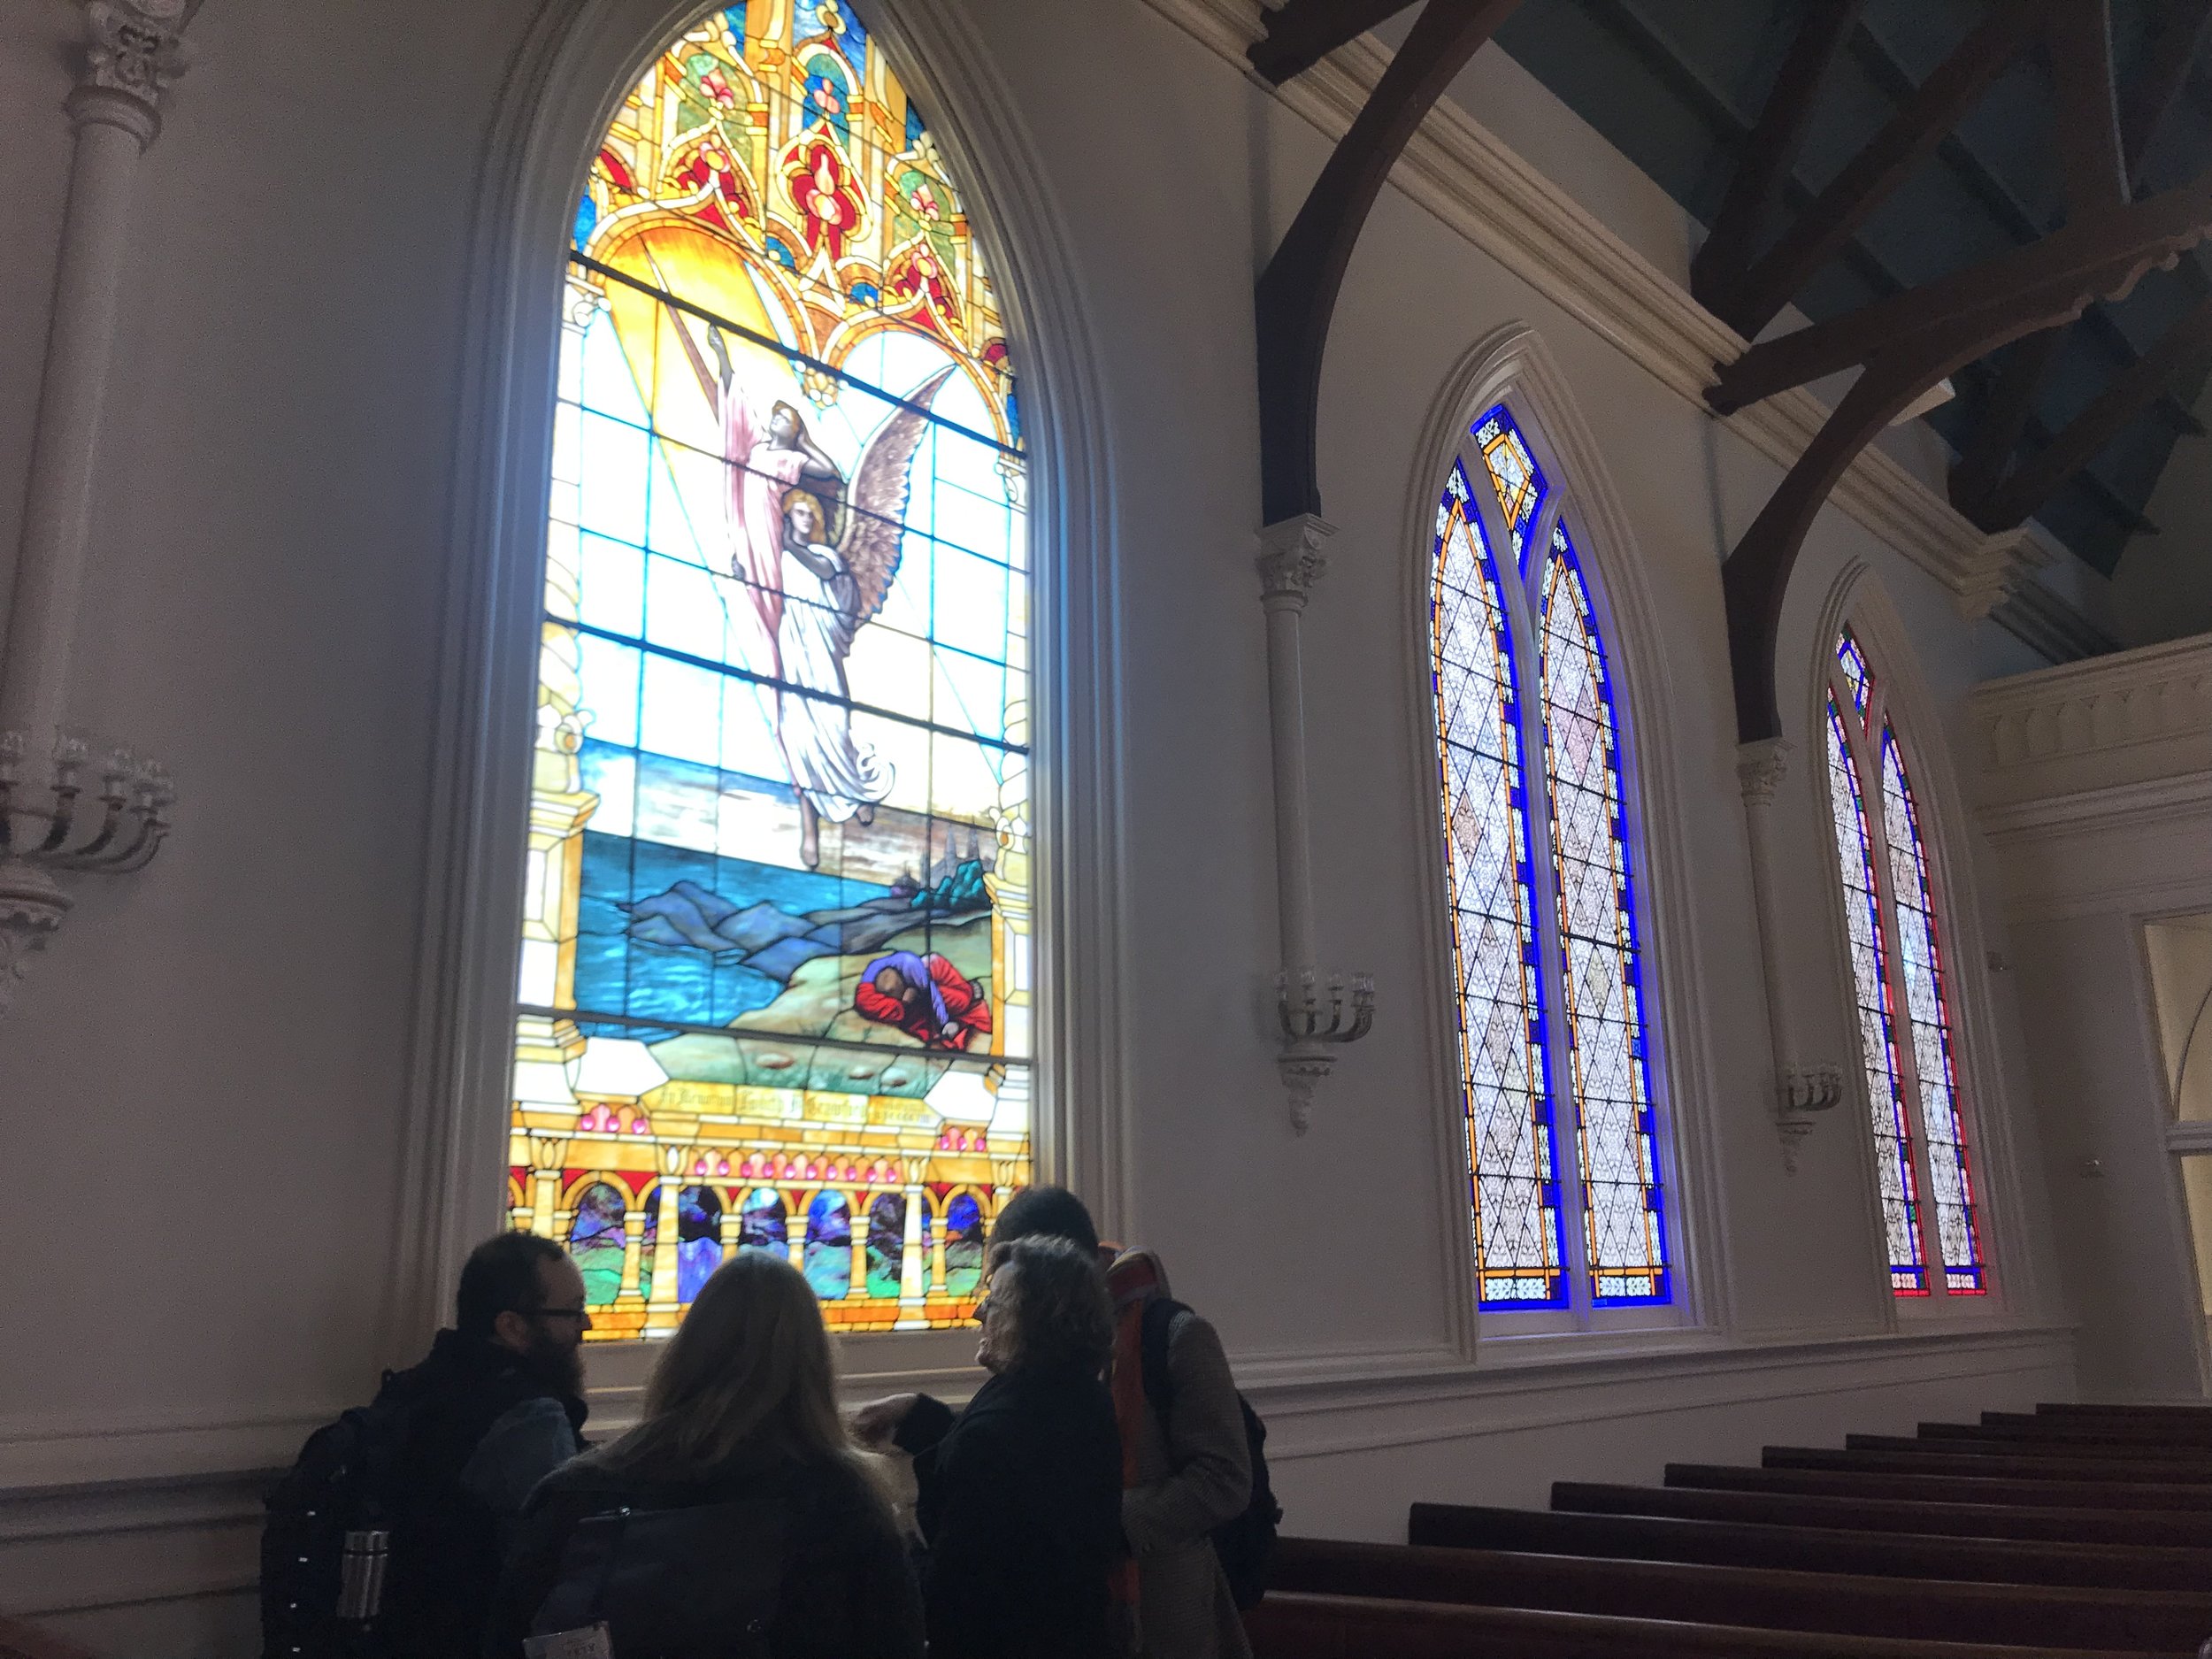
[524,1623,614,1659]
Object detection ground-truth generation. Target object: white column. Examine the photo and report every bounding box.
[895,1182,928,1329]
[1738,739,1840,1171]
[0,2,191,752]
[1256,515,1336,1131]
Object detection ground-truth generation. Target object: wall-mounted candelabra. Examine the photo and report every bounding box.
[0,733,175,1013]
[1276,968,1376,1134]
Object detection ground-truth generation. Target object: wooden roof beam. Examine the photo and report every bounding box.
[1972,293,2212,527]
[1714,1,2055,341]
[1689,1,1870,320]
[1249,0,1425,86]
[1256,0,1525,522]
[1709,163,2212,413]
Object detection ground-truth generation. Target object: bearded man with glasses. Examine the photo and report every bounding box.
[265,1232,595,1658]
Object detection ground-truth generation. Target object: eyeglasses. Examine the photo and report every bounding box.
[521,1306,591,1324]
[972,1296,998,1326]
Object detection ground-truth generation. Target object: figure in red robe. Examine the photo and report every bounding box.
[855,951,992,1050]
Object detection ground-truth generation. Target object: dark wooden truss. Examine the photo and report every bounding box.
[1694,0,2212,743]
[1253,0,1525,524]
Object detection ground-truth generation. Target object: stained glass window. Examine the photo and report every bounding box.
[510,5,1031,1339]
[1822,629,1985,1298]
[1432,406,1671,1316]
[1432,461,1563,1306]
[1825,693,1924,1293]
[1474,405,1548,568]
[1540,526,1668,1304]
[1880,730,1985,1293]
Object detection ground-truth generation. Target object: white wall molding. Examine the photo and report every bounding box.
[1260,1323,2074,1463]
[1140,0,2093,658]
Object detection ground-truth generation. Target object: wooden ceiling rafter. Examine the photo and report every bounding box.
[1249,0,1425,87]
[1586,0,2197,548]
[1950,0,2212,522]
[1252,0,1526,523]
[1706,0,2212,743]
[1696,1,2058,342]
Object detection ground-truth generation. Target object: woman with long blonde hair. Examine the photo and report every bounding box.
[487,1251,923,1658]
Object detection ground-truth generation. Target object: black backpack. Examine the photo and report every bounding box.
[528,1497,784,1659]
[261,1383,415,1659]
[1137,1297,1282,1610]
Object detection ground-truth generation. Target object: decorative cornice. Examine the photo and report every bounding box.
[1256,511,1334,605]
[1142,0,2106,663]
[1973,633,2212,771]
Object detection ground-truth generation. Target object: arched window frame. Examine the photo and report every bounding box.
[387,0,1125,1380]
[1812,595,2007,1310]
[1405,326,1724,1349]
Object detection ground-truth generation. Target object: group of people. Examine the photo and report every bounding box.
[282,1188,1256,1659]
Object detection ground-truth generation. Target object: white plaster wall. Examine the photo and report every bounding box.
[0,1,2078,1648]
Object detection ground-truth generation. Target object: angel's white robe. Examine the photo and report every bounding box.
[777,538,893,820]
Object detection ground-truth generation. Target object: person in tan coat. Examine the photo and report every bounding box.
[993,1187,1255,1659]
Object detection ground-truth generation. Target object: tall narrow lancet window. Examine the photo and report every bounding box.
[1431,403,1671,1317]
[510,5,1033,1339]
[1822,630,1985,1297]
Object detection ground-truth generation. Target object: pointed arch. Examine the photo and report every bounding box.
[388,0,1124,1363]
[1404,323,1717,1336]
[1809,569,2007,1302]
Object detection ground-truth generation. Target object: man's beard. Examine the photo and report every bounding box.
[522,1329,586,1400]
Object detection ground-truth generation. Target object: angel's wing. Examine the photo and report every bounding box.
[840,366,960,629]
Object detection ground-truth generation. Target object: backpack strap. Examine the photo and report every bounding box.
[1137,1296,1190,1425]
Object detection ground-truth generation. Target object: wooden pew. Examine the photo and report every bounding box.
[1843,1434,2212,1474]
[1924,1419,2212,1452]
[1555,1479,2212,1548]
[1767,1445,2212,1486]
[1406,1499,2212,1591]
[1667,1461,2212,1516]
[2040,1404,2212,1423]
[1245,1591,2177,1659]
[1268,1534,2212,1651]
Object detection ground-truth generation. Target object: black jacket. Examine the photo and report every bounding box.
[901,1364,1125,1659]
[377,1331,587,1659]
[483,1446,925,1659]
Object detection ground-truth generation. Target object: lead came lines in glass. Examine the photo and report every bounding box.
[1825,694,1925,1292]
[1432,462,1565,1307]
[1879,729,1985,1293]
[1540,526,1667,1305]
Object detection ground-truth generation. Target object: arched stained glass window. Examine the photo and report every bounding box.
[1431,460,1562,1305]
[1822,629,1985,1297]
[1430,403,1671,1318]
[1540,526,1667,1304]
[511,5,1031,1339]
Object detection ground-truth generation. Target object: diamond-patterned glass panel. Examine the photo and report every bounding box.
[1540,524,1669,1305]
[1826,695,1927,1294]
[1432,462,1565,1308]
[1880,726,1986,1294]
[1474,405,1548,569]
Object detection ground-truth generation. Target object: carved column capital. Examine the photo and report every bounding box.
[1735,736,1792,805]
[80,0,192,136]
[1256,513,1336,610]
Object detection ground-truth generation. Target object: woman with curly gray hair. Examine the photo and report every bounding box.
[855,1234,1125,1659]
